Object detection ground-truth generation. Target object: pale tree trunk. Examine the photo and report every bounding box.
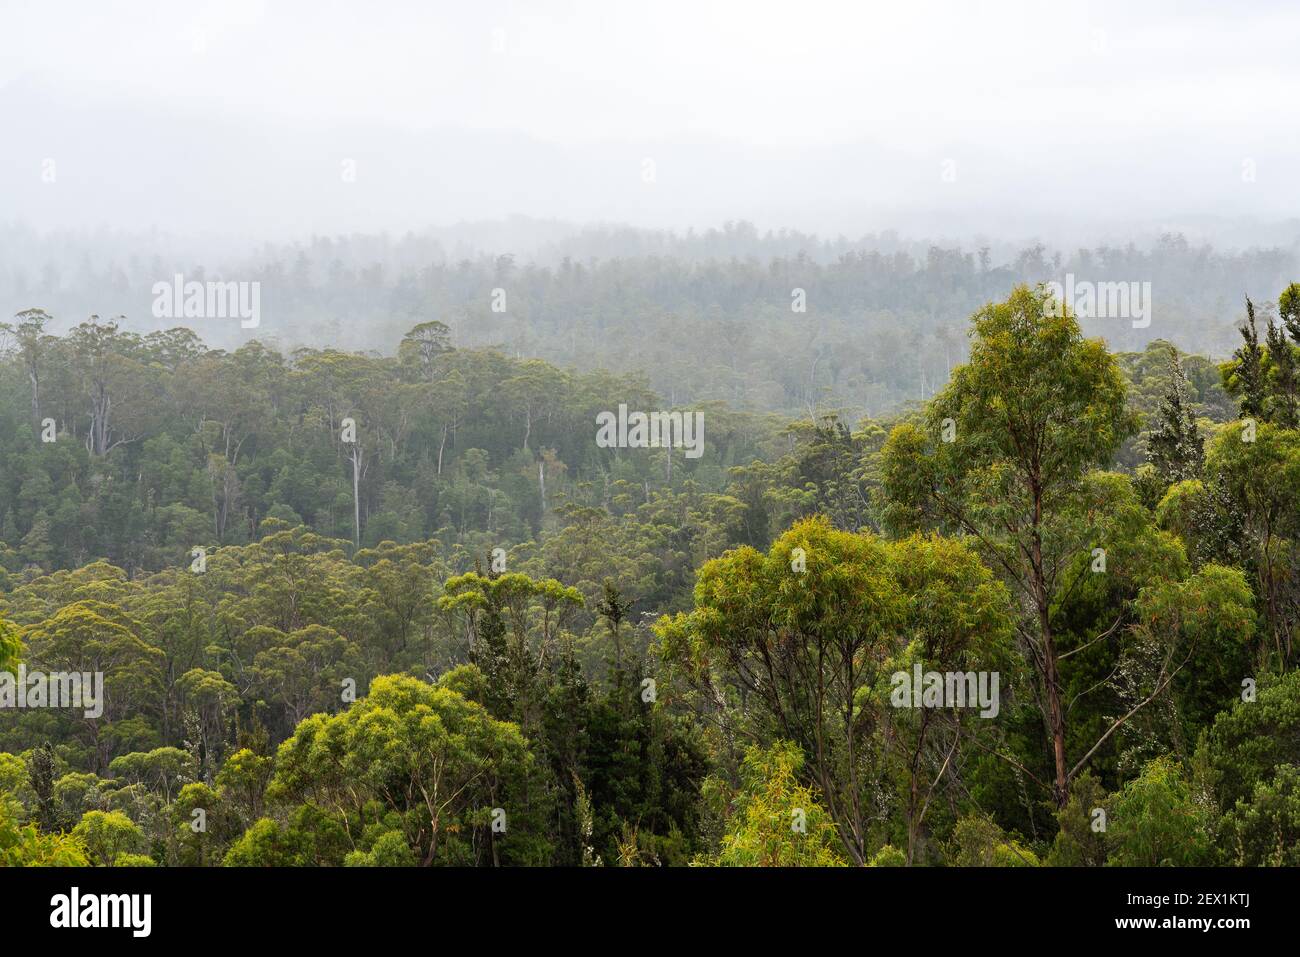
[28,367,40,435]
[350,445,363,546]
[88,383,112,456]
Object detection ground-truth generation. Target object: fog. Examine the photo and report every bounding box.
[4,2,1300,890]
[3,0,1299,247]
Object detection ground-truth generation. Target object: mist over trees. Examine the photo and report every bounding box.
[6,11,1300,944]
[1,276,1297,868]
[3,222,1295,418]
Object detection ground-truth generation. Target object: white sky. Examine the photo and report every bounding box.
[2,0,1298,240]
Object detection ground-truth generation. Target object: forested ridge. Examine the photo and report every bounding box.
[6,223,1298,416]
[2,280,1299,868]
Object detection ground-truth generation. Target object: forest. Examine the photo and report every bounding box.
[5,222,1297,418]
[0,278,1298,868]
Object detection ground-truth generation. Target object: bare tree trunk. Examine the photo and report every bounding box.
[28,367,39,435]
[351,446,362,546]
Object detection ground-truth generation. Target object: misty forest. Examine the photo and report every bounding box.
[3,2,1300,879]
[1,246,1299,868]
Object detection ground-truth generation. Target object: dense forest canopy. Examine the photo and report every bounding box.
[1,275,1298,869]
[3,223,1296,417]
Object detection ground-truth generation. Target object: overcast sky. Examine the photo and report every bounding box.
[2,0,1298,244]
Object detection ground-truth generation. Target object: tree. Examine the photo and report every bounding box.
[438,570,583,730]
[1105,756,1213,866]
[885,533,1015,863]
[594,580,632,669]
[881,285,1189,808]
[657,516,906,864]
[1046,772,1108,866]
[0,308,55,435]
[1196,669,1300,814]
[66,316,155,456]
[216,748,274,827]
[1264,314,1299,427]
[947,812,1040,866]
[292,349,386,546]
[1204,421,1300,669]
[1228,297,1266,419]
[398,320,452,382]
[72,809,145,866]
[26,743,60,832]
[0,800,87,866]
[222,805,349,867]
[179,343,279,539]
[709,742,847,867]
[263,674,541,866]
[172,782,240,867]
[1220,764,1300,866]
[1280,283,1300,343]
[107,747,194,803]
[0,615,19,674]
[355,540,444,660]
[22,600,165,772]
[501,359,567,459]
[1145,347,1204,483]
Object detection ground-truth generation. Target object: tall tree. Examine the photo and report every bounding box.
[881,285,1145,807]
[67,316,153,456]
[1231,297,1266,419]
[657,516,907,864]
[1145,347,1204,482]
[1265,314,1299,428]
[0,308,55,435]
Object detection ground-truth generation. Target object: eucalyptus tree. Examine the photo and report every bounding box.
[880,286,1246,808]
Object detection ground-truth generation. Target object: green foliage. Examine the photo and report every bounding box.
[1,279,1297,868]
[0,798,87,866]
[72,809,145,866]
[868,844,906,867]
[880,286,1140,808]
[710,742,847,867]
[1046,773,1108,867]
[344,830,419,867]
[266,673,540,866]
[658,516,904,864]
[0,616,20,674]
[222,805,351,867]
[1144,348,1205,483]
[659,516,1018,864]
[1105,757,1213,866]
[947,813,1040,866]
[1220,764,1300,866]
[1196,670,1300,812]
